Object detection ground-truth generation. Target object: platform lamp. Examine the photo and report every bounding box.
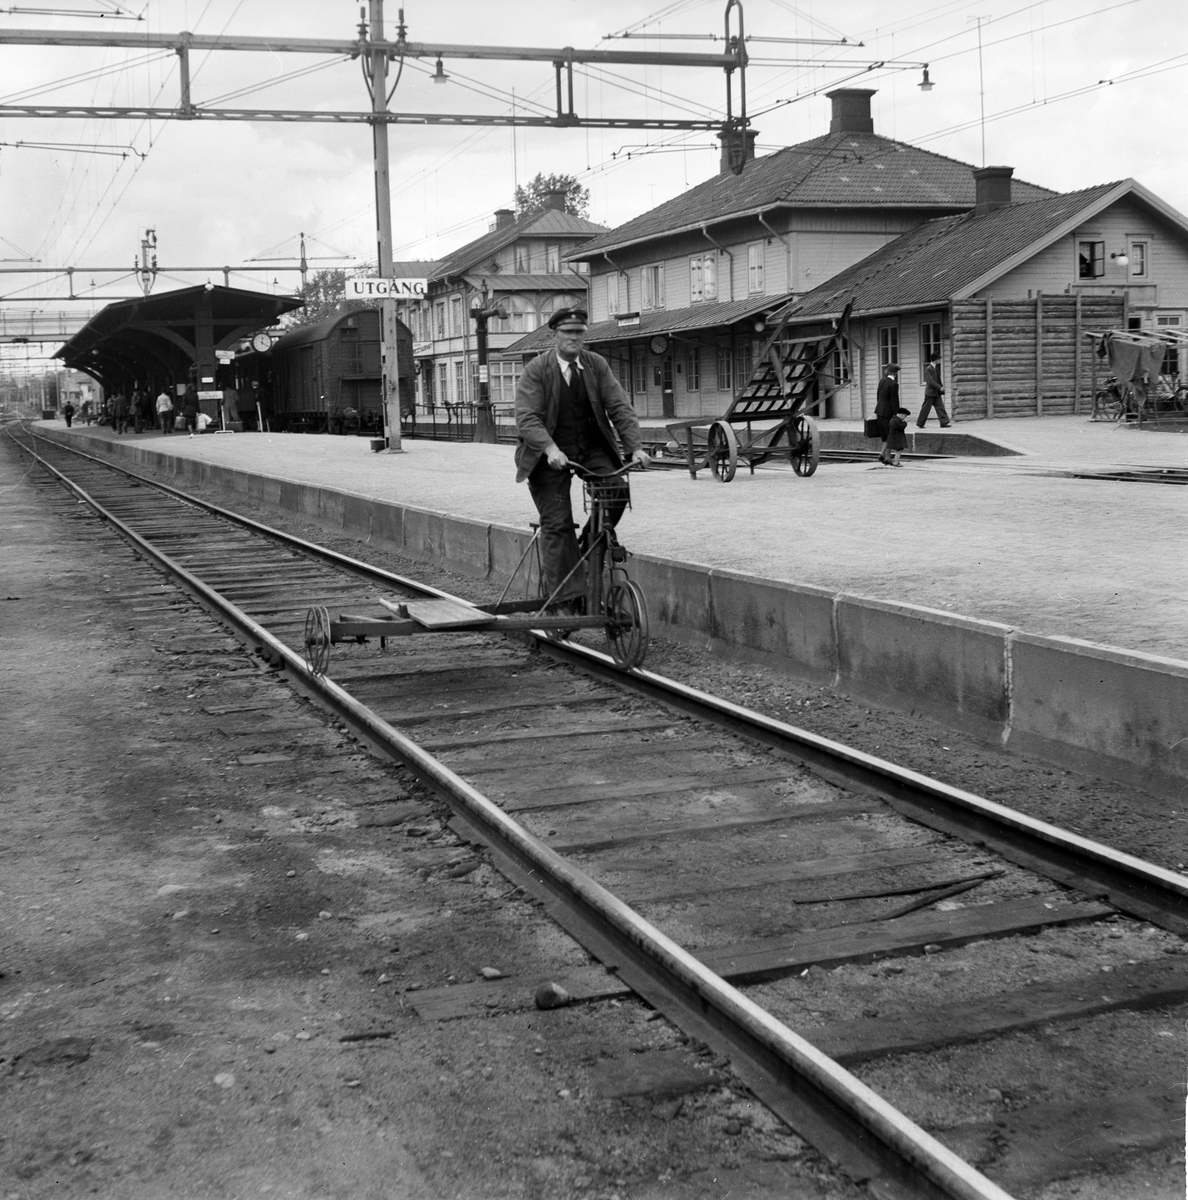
[470,287,508,444]
[1110,250,1130,266]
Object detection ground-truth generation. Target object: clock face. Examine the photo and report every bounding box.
[251,332,272,353]
[649,335,669,355]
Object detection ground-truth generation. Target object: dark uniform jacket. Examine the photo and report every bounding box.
[924,361,944,398]
[514,349,642,483]
[874,374,899,437]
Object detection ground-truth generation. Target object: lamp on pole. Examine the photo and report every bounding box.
[470,286,506,444]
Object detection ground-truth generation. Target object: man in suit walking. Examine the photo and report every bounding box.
[515,308,649,607]
[874,362,900,465]
[917,350,951,427]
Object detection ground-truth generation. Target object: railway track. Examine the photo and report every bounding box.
[12,423,1188,1199]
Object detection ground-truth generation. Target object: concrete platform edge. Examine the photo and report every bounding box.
[42,426,1188,798]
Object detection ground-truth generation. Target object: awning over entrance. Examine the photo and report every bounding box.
[54,284,302,392]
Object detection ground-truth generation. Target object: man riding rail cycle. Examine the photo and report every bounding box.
[514,307,649,615]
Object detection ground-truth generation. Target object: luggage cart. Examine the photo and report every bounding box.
[666,303,851,481]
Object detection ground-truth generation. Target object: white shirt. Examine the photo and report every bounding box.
[556,354,584,385]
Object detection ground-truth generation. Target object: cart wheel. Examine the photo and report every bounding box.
[708,420,738,483]
[605,579,649,669]
[303,605,331,675]
[790,414,821,477]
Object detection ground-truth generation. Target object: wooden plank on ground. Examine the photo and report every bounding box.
[698,898,1115,984]
[546,797,877,854]
[811,957,1188,1065]
[404,598,497,630]
[615,845,950,904]
[442,736,729,775]
[418,718,678,752]
[496,765,797,811]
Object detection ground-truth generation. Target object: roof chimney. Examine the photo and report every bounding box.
[542,189,568,212]
[972,166,1013,215]
[717,125,758,174]
[826,88,876,134]
[494,208,515,229]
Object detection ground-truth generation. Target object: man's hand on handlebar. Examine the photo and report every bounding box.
[545,445,569,470]
[629,449,650,469]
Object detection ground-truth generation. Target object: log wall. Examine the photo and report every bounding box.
[952,294,1124,418]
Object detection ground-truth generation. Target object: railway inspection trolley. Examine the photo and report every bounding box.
[303,462,649,674]
[666,304,851,482]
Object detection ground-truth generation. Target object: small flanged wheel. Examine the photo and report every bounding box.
[790,414,821,477]
[303,605,332,675]
[605,579,649,669]
[707,420,739,483]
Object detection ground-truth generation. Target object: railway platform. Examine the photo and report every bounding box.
[40,414,1187,662]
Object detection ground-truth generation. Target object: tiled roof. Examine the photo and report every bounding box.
[506,294,789,354]
[431,209,607,280]
[391,260,439,276]
[782,182,1125,322]
[461,273,589,291]
[574,132,1056,259]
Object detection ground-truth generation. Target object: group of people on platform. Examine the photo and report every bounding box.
[66,385,206,437]
[873,352,950,466]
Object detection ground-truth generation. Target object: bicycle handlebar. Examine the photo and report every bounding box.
[567,460,648,480]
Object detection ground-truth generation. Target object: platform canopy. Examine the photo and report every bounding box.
[54,283,302,392]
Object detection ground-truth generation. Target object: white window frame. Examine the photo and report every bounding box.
[716,347,732,393]
[747,243,764,294]
[1077,238,1104,279]
[641,263,665,311]
[546,244,561,273]
[690,255,703,304]
[919,321,942,383]
[879,325,899,371]
[685,345,700,391]
[1129,238,1149,279]
[514,244,530,273]
[1156,312,1182,378]
[606,273,620,317]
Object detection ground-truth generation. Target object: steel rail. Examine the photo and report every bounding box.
[10,429,1016,1200]
[26,426,1188,942]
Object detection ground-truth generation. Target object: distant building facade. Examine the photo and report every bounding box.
[394,193,605,413]
[509,89,1055,420]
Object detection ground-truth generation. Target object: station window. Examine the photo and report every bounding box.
[1129,240,1149,279]
[546,244,561,273]
[454,360,466,403]
[689,253,718,304]
[879,326,899,370]
[919,321,941,382]
[716,347,732,393]
[451,297,463,337]
[1078,240,1105,279]
[437,361,449,403]
[747,243,764,294]
[632,348,648,395]
[685,346,700,391]
[736,341,753,385]
[1156,313,1182,377]
[642,264,664,310]
[606,273,620,317]
[434,302,446,339]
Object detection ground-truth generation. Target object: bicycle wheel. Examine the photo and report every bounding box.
[303,605,331,675]
[790,414,821,476]
[707,420,738,482]
[1095,389,1123,421]
[605,579,649,669]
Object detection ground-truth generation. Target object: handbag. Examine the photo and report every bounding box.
[863,418,881,439]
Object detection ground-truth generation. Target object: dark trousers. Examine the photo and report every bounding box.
[527,443,627,604]
[64,413,73,427]
[917,395,950,427]
[112,414,126,433]
[132,411,143,433]
[159,411,173,433]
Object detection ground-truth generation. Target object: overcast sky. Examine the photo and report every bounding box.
[2,0,1186,370]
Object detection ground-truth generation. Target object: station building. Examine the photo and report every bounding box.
[777,172,1188,419]
[394,193,604,413]
[507,89,1055,419]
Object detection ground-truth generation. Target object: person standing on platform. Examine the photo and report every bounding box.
[181,389,201,437]
[63,401,75,428]
[917,351,951,428]
[129,385,147,434]
[875,362,900,465]
[156,387,174,434]
[887,406,911,467]
[110,390,129,434]
[514,308,649,609]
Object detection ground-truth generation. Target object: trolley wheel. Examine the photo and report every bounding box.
[605,579,649,670]
[708,420,738,483]
[303,605,332,675]
[790,414,821,477]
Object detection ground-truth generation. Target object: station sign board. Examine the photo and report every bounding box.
[197,390,224,400]
[348,278,428,300]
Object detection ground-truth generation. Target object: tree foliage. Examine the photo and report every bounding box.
[284,267,376,329]
[513,173,590,219]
